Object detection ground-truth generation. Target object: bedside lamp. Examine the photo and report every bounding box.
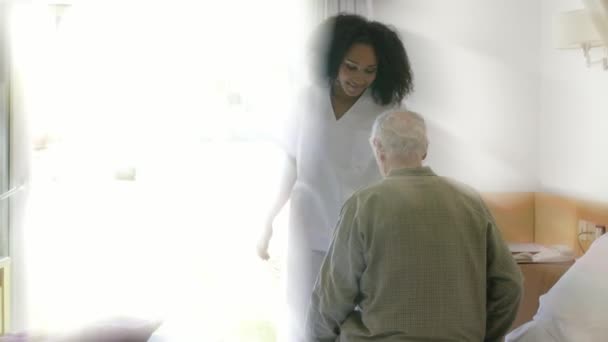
[553,9,608,70]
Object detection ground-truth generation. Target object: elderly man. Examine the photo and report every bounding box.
[306,110,523,342]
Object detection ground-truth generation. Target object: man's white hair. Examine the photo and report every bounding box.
[371,109,428,159]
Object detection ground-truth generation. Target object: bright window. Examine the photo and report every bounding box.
[9,1,312,338]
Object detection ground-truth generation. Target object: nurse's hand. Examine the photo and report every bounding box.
[256,226,272,261]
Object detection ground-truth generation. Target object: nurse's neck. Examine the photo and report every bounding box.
[331,83,363,120]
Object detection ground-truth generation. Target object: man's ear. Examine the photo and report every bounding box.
[371,137,383,151]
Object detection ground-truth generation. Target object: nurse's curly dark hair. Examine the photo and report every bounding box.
[310,14,414,106]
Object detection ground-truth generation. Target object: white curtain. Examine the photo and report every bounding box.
[4,0,34,331]
[310,0,374,23]
[1,1,10,257]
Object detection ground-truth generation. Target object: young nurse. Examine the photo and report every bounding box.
[257,14,415,341]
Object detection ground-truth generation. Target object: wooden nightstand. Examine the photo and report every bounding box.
[0,257,10,334]
[510,261,573,332]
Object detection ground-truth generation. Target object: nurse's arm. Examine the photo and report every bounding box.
[256,155,296,260]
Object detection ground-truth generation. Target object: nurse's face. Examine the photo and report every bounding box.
[336,43,378,98]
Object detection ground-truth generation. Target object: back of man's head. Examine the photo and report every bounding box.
[371,110,428,161]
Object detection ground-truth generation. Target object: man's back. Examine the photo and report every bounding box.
[307,167,522,342]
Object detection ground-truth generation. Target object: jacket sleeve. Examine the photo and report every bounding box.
[485,213,524,342]
[305,197,365,341]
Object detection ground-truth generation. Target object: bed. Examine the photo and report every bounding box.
[506,234,608,341]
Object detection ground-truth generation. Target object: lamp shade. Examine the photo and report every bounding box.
[583,0,608,45]
[553,9,604,49]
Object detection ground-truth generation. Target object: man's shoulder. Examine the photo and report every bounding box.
[440,176,482,200]
[352,178,387,198]
[348,173,486,208]
[437,176,493,218]
[345,180,393,210]
[337,184,387,226]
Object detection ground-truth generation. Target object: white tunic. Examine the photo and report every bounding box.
[285,85,393,251]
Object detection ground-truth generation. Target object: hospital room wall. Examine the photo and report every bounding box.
[374,0,541,192]
[375,0,608,251]
[534,0,608,252]
[539,0,608,203]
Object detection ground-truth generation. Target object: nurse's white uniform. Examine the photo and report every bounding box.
[282,84,394,341]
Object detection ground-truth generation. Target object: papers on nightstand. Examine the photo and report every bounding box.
[509,243,542,263]
[508,243,544,254]
[513,252,534,262]
[509,243,575,263]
